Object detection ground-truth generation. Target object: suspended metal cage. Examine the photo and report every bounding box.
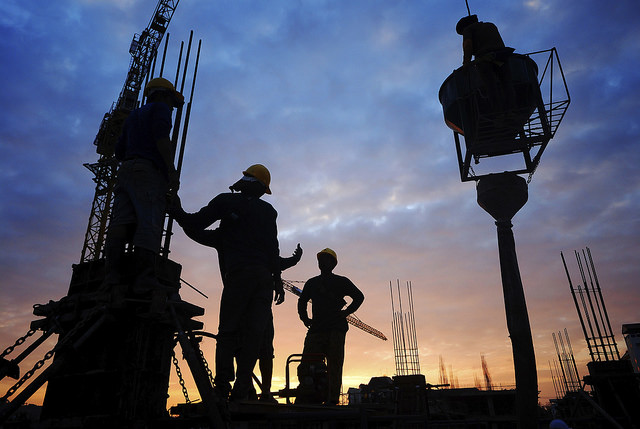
[439,48,570,182]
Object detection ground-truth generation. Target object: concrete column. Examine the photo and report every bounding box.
[477,172,538,429]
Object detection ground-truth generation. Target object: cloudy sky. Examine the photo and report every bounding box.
[1,0,639,408]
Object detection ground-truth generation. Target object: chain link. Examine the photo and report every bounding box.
[172,350,190,404]
[1,305,105,401]
[198,347,214,387]
[1,329,36,359]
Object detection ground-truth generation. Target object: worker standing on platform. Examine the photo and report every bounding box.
[103,77,182,294]
[178,221,302,403]
[297,248,364,405]
[457,15,512,66]
[456,15,516,114]
[171,164,283,402]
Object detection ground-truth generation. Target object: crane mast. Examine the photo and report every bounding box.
[80,0,180,263]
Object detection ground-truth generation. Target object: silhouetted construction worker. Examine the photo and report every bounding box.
[457,15,513,66]
[171,164,282,402]
[456,15,516,114]
[297,248,364,405]
[177,222,302,403]
[103,77,183,296]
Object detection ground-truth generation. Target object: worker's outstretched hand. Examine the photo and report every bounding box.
[292,243,303,263]
[273,277,285,305]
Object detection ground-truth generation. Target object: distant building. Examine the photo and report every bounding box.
[622,323,640,373]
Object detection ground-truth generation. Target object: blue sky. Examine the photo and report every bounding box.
[1,0,639,406]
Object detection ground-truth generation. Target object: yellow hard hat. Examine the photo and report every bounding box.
[243,164,272,194]
[144,77,184,106]
[317,248,337,263]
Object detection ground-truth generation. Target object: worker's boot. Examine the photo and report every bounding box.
[133,247,172,316]
[132,247,162,296]
[93,225,129,305]
[103,244,129,308]
[102,225,130,288]
[103,247,123,289]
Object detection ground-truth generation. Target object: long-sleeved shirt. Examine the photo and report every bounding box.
[462,21,506,65]
[180,226,299,274]
[115,102,173,177]
[173,192,280,277]
[298,273,364,333]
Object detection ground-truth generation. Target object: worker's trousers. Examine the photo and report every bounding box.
[111,158,168,253]
[301,329,347,404]
[215,266,272,399]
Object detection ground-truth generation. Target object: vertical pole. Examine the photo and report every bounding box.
[562,252,595,361]
[397,279,409,376]
[477,172,537,429]
[586,247,620,359]
[577,250,608,360]
[159,33,169,77]
[495,218,538,427]
[407,281,420,374]
[389,281,401,375]
[162,37,201,256]
[584,250,616,358]
[553,333,570,395]
[549,361,561,399]
[564,328,581,390]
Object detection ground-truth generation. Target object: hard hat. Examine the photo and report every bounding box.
[243,164,272,194]
[144,77,184,106]
[549,419,569,429]
[456,14,478,35]
[317,248,337,263]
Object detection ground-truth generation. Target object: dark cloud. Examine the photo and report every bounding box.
[1,0,639,405]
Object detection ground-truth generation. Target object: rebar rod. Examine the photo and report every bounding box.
[553,332,570,394]
[549,361,561,399]
[564,328,581,390]
[587,247,620,359]
[396,280,409,375]
[582,248,615,358]
[562,251,593,358]
[407,281,420,373]
[576,250,608,360]
[159,32,169,77]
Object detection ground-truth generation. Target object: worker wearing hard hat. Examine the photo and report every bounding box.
[171,164,283,402]
[103,77,183,297]
[456,14,513,66]
[456,15,516,115]
[297,248,364,405]
[549,419,571,429]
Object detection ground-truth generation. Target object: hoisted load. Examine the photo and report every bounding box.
[439,14,570,182]
[439,53,542,157]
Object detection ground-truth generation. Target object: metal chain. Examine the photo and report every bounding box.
[527,168,536,184]
[172,349,191,404]
[1,305,105,401]
[1,329,36,359]
[198,346,214,386]
[1,349,55,401]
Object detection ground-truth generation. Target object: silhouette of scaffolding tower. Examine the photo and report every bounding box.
[561,248,620,362]
[390,280,420,376]
[549,328,582,398]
